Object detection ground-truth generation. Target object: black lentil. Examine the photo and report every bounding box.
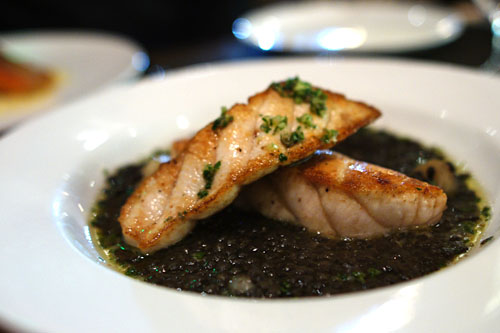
[91,128,486,298]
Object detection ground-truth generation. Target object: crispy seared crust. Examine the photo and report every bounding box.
[119,86,381,252]
[239,152,447,237]
[301,152,445,199]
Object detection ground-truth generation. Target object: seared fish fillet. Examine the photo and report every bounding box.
[119,81,380,252]
[238,151,447,238]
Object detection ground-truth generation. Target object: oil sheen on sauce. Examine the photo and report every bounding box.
[90,129,490,298]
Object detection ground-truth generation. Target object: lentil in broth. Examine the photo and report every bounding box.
[90,129,488,298]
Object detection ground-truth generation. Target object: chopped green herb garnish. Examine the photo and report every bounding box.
[279,153,288,162]
[481,206,491,220]
[203,161,221,185]
[291,80,311,104]
[212,106,233,130]
[272,115,287,133]
[296,114,316,129]
[271,77,328,117]
[281,126,304,147]
[197,189,209,198]
[197,161,222,198]
[462,221,476,234]
[352,271,366,284]
[321,128,338,144]
[193,251,206,260]
[260,116,272,133]
[260,115,288,134]
[310,89,327,117]
[280,281,292,293]
[337,273,348,282]
[367,268,381,277]
[125,267,138,277]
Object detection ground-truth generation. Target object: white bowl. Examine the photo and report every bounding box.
[0,58,499,332]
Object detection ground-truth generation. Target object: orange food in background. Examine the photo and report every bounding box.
[0,54,52,94]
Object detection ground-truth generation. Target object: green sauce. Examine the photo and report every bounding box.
[90,128,489,298]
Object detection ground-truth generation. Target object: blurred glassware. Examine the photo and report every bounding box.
[232,1,464,53]
[473,0,500,73]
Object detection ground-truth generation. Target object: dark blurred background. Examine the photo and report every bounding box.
[0,0,493,69]
[1,0,257,47]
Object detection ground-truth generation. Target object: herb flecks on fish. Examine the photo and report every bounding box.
[281,126,305,147]
[279,153,288,162]
[271,77,327,117]
[260,115,288,134]
[296,113,316,129]
[212,107,233,131]
[197,161,222,198]
[321,129,338,144]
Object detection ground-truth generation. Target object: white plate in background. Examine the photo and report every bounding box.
[233,1,464,53]
[0,30,149,129]
[0,58,499,332]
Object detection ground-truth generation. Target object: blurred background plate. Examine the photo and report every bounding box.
[0,30,149,129]
[233,1,465,53]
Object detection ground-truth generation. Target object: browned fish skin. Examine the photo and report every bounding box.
[238,151,447,238]
[119,85,381,252]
